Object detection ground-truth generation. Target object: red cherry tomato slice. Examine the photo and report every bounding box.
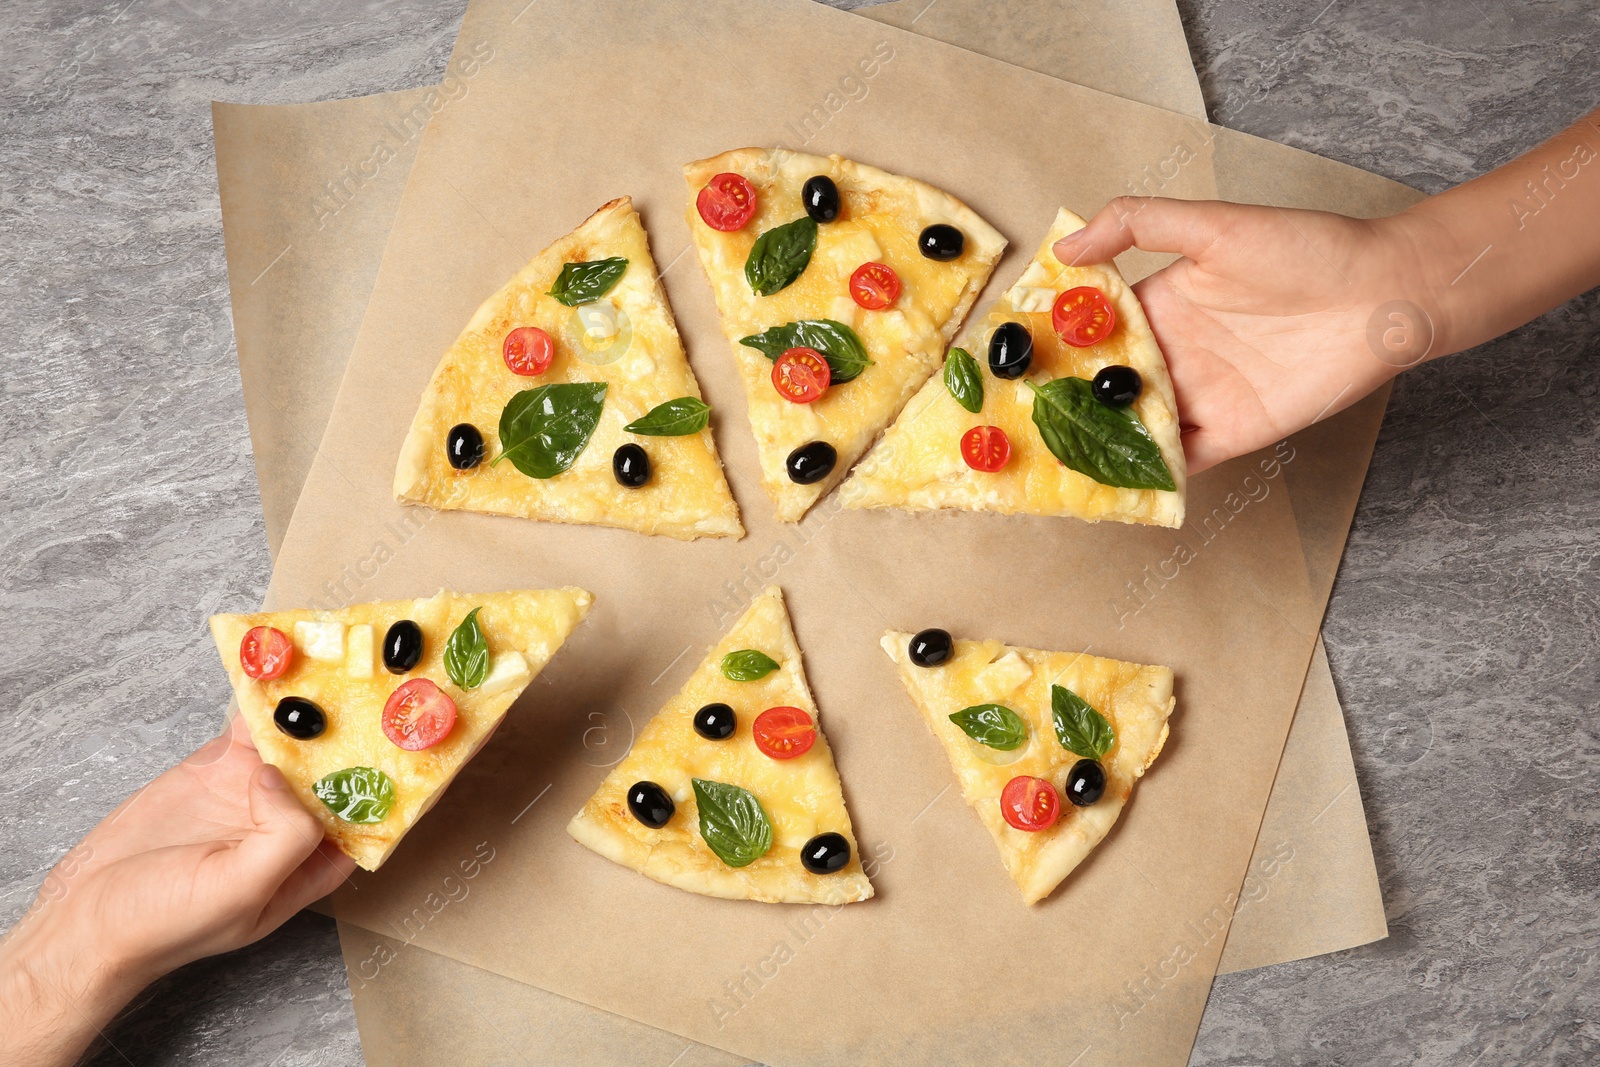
[239,626,293,681]
[503,326,554,376]
[1052,286,1117,347]
[848,261,902,310]
[752,706,816,760]
[1001,775,1061,832]
[960,425,1011,473]
[696,172,758,232]
[382,678,458,751]
[772,346,831,404]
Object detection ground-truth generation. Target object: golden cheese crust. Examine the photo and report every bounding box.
[883,630,1174,904]
[395,198,743,540]
[684,149,1006,522]
[843,208,1187,528]
[568,587,872,904]
[210,588,591,870]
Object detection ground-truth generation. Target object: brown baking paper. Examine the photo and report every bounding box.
[242,1,1336,1063]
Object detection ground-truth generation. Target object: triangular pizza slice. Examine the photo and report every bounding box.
[569,587,872,904]
[684,149,1006,522]
[842,208,1187,527]
[882,627,1174,904]
[210,587,591,870]
[394,197,742,540]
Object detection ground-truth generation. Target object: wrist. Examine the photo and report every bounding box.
[1377,205,1479,362]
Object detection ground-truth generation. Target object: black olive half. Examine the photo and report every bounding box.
[694,703,737,740]
[786,441,836,485]
[627,781,675,828]
[800,832,852,874]
[1064,759,1107,807]
[908,628,954,668]
[1091,365,1142,407]
[918,224,964,261]
[988,322,1033,380]
[274,696,326,740]
[383,620,423,675]
[613,443,651,488]
[802,175,841,223]
[446,424,484,470]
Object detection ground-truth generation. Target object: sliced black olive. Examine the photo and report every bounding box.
[800,832,852,874]
[446,424,484,470]
[1091,365,1142,407]
[785,441,836,485]
[988,321,1033,380]
[613,443,651,488]
[627,781,675,828]
[382,620,423,675]
[274,696,326,740]
[918,224,964,261]
[1064,759,1107,807]
[908,628,954,668]
[802,175,841,223]
[693,702,737,740]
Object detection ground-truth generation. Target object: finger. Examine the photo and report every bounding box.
[1052,197,1229,267]
[231,763,326,893]
[257,841,357,934]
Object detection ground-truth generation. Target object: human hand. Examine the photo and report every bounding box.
[0,715,354,1067]
[1053,197,1454,474]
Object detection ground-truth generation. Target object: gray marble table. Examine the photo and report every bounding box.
[2,1,1595,1063]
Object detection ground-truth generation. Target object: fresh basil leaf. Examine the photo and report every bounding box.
[739,320,873,384]
[494,382,607,479]
[1028,377,1176,491]
[692,778,774,868]
[744,216,817,296]
[313,767,396,824]
[548,257,628,307]
[721,649,780,681]
[944,347,983,413]
[1051,684,1116,760]
[625,396,710,437]
[949,703,1028,750]
[444,607,489,690]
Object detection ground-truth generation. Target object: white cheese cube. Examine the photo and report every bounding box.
[344,624,375,679]
[1010,286,1056,314]
[1015,260,1053,288]
[623,353,656,381]
[294,620,346,662]
[976,651,1033,696]
[822,228,883,273]
[476,651,531,698]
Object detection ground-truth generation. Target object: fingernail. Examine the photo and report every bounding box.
[257,764,290,792]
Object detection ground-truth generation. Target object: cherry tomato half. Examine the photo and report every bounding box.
[752,706,816,760]
[849,261,902,310]
[382,678,458,751]
[1001,775,1061,832]
[696,172,758,232]
[960,425,1011,473]
[1052,286,1117,347]
[240,626,293,681]
[503,326,554,376]
[772,346,831,404]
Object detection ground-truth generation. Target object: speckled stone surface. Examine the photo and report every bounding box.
[1,1,1594,1064]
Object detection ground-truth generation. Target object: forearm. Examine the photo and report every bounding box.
[0,907,144,1067]
[1402,105,1600,357]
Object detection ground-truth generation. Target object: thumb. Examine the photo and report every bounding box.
[1052,196,1229,266]
[233,763,326,891]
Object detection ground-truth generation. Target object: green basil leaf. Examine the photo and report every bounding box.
[624,396,710,437]
[720,649,780,681]
[313,767,396,824]
[1051,684,1116,760]
[548,257,628,307]
[744,216,817,296]
[1028,377,1176,491]
[739,319,873,383]
[692,778,774,868]
[444,607,490,690]
[494,382,607,479]
[949,703,1028,750]
[943,347,983,413]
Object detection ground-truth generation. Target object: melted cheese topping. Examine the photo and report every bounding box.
[394,198,742,540]
[568,587,871,904]
[210,588,591,870]
[842,208,1187,528]
[884,631,1175,904]
[684,149,1006,522]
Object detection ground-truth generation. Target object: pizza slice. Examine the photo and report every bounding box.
[882,627,1174,904]
[568,587,872,904]
[394,197,743,540]
[209,587,591,870]
[842,208,1187,528]
[684,149,1006,522]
